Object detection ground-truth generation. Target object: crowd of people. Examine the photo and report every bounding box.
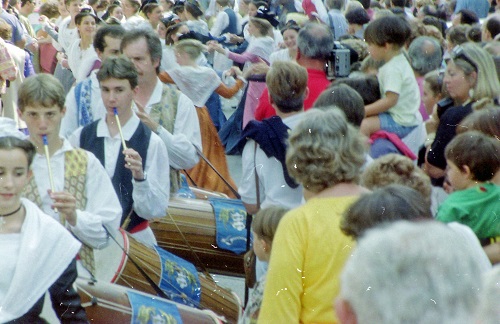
[0,0,499,322]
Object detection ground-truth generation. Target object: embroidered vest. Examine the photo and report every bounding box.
[149,83,181,193]
[23,149,95,273]
[74,77,94,127]
[79,120,151,232]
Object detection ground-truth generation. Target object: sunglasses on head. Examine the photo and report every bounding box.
[450,46,478,72]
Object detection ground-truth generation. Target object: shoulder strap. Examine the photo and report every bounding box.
[254,142,261,210]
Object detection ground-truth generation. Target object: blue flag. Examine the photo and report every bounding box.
[209,197,248,255]
[154,246,202,307]
[127,290,184,324]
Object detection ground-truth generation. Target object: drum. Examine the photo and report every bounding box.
[150,197,245,276]
[189,186,229,200]
[94,229,241,324]
[76,278,222,324]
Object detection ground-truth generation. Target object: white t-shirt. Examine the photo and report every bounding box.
[378,52,422,126]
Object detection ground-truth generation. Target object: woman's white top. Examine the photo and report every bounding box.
[67,39,99,83]
[270,48,293,65]
[57,16,79,53]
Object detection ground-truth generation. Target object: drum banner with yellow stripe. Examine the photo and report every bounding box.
[127,290,183,324]
[209,198,248,255]
[154,246,202,307]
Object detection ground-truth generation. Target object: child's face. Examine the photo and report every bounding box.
[248,3,258,17]
[367,42,385,62]
[147,6,163,24]
[67,0,83,18]
[21,105,65,145]
[422,81,440,114]
[446,160,471,191]
[252,231,269,262]
[112,7,124,21]
[100,77,137,116]
[0,148,31,212]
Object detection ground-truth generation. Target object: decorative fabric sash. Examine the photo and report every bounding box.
[149,83,181,193]
[0,199,81,323]
[22,149,95,273]
[209,197,248,255]
[74,78,94,127]
[154,246,201,307]
[127,290,184,324]
[238,116,299,188]
[166,66,220,107]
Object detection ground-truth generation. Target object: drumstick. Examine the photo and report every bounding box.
[113,107,128,150]
[42,135,61,222]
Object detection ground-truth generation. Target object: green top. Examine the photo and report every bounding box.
[437,183,500,239]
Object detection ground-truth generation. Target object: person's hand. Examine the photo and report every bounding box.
[230,66,243,77]
[208,41,225,54]
[26,41,38,53]
[206,40,217,52]
[49,190,78,226]
[135,101,160,132]
[228,33,243,44]
[39,15,50,27]
[123,148,145,181]
[56,52,66,62]
[244,59,269,78]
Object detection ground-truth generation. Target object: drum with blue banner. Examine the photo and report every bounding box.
[150,197,250,276]
[92,229,241,323]
[75,278,222,324]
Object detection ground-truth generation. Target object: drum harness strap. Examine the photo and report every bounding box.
[165,208,216,283]
[187,144,241,199]
[102,226,209,309]
[79,284,132,314]
[103,226,169,299]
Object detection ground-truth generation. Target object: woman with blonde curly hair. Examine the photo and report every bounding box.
[259,108,369,323]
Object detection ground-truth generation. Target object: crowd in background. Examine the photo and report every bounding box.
[0,0,499,323]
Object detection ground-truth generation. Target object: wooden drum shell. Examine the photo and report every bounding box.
[150,197,245,276]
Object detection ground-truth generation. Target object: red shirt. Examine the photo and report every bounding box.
[254,68,331,121]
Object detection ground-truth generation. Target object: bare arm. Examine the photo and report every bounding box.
[365,91,399,117]
[484,242,500,265]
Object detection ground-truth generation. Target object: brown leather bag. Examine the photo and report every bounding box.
[244,249,257,288]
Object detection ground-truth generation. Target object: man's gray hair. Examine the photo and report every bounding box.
[297,23,334,61]
[339,221,482,324]
[408,36,443,76]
